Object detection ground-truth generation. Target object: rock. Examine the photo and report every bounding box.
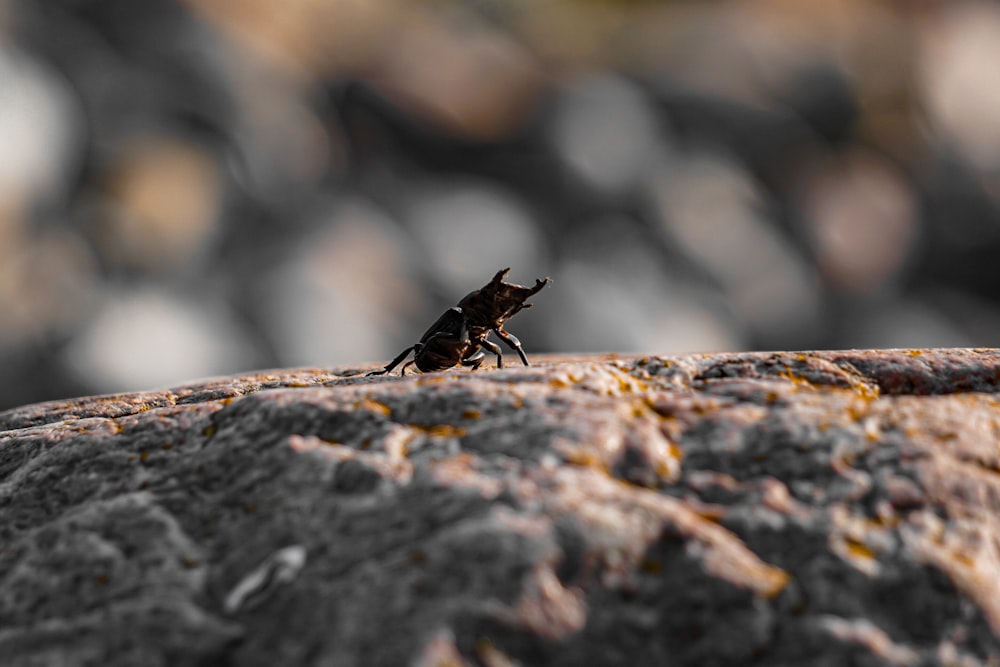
[2,349,1000,665]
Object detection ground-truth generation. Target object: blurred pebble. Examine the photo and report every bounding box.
[406,181,547,295]
[223,56,335,203]
[550,218,741,354]
[183,0,397,78]
[649,151,823,348]
[374,8,544,139]
[841,298,972,350]
[551,75,661,194]
[64,287,255,393]
[0,230,96,348]
[97,133,224,272]
[925,288,1000,347]
[263,198,421,367]
[0,45,80,223]
[919,3,1000,170]
[796,151,917,295]
[550,258,740,355]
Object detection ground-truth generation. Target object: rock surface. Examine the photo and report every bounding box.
[2,349,1000,665]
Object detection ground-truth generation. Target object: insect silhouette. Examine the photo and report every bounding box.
[367,268,551,376]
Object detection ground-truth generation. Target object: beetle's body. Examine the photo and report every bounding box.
[367,268,551,376]
[409,307,472,373]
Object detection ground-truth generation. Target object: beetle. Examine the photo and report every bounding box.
[367,268,551,376]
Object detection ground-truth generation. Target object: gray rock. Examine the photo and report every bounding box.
[2,350,1000,665]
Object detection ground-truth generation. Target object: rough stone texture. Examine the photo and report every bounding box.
[3,349,1000,665]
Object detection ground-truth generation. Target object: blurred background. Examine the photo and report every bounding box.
[2,0,1000,409]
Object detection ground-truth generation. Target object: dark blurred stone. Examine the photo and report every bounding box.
[915,157,1000,301]
[2,350,1000,664]
[779,65,859,148]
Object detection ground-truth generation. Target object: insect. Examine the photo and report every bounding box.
[367,268,551,376]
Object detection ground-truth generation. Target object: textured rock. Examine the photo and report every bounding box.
[2,349,1000,665]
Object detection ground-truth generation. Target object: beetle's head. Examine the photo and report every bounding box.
[461,267,551,321]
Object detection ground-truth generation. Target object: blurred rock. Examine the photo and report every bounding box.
[796,150,918,295]
[2,350,1000,663]
[551,75,662,195]
[0,45,80,221]
[406,181,547,294]
[263,198,422,367]
[841,298,973,351]
[919,2,1000,171]
[373,8,544,141]
[0,229,96,348]
[914,157,1000,301]
[183,0,398,78]
[222,53,335,204]
[64,287,256,393]
[551,218,741,354]
[551,258,740,355]
[650,151,824,349]
[97,133,224,272]
[925,288,1000,349]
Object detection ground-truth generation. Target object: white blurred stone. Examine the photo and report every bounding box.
[548,252,742,355]
[0,46,80,223]
[551,75,662,194]
[649,151,823,347]
[65,288,255,393]
[797,151,917,295]
[264,198,421,366]
[407,182,547,296]
[919,3,1000,169]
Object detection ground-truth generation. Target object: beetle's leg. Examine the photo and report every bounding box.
[366,344,416,376]
[461,350,486,369]
[493,329,529,366]
[479,338,503,368]
[401,359,417,375]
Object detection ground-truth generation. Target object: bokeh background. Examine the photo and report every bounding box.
[2,0,1000,410]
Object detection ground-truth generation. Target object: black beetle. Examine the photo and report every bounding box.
[367,268,551,376]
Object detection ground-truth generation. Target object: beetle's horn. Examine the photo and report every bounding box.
[525,276,551,295]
